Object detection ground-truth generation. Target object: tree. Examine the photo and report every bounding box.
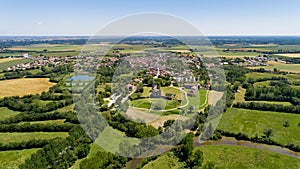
[263,128,273,138]
[283,120,290,127]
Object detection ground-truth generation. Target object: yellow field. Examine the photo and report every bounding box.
[275,53,300,58]
[0,78,55,98]
[248,61,300,73]
[0,58,22,63]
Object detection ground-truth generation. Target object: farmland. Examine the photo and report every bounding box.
[0,58,30,70]
[196,145,300,169]
[218,108,300,146]
[0,148,40,169]
[248,61,300,73]
[0,132,68,143]
[0,78,55,98]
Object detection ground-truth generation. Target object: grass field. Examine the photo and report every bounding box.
[130,98,180,110]
[234,88,246,103]
[0,58,30,70]
[0,78,55,98]
[0,107,20,120]
[197,145,300,169]
[218,108,300,146]
[141,152,184,169]
[246,72,300,82]
[0,148,40,169]
[19,119,66,125]
[248,61,300,73]
[0,132,69,143]
[95,127,140,154]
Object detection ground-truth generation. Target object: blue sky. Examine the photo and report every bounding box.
[1,0,300,36]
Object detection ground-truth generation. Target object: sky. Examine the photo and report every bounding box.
[1,0,300,36]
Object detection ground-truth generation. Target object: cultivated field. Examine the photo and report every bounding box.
[248,61,300,73]
[0,58,30,70]
[0,58,23,63]
[0,78,55,98]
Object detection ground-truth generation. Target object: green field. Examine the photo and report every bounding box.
[197,145,300,169]
[248,61,300,73]
[0,148,40,169]
[0,132,69,143]
[246,72,300,82]
[141,152,184,169]
[20,119,66,125]
[0,107,20,120]
[130,98,180,110]
[95,127,140,153]
[218,108,300,146]
[0,59,30,70]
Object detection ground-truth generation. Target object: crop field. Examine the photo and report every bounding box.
[0,78,55,98]
[0,107,20,120]
[0,58,23,63]
[275,53,300,58]
[0,148,40,169]
[246,72,300,82]
[0,132,69,144]
[0,58,30,70]
[218,108,300,146]
[197,145,300,169]
[248,61,300,73]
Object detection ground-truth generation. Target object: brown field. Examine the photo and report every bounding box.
[0,58,22,63]
[0,78,55,98]
[126,107,189,128]
[208,90,224,106]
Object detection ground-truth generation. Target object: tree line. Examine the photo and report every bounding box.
[233,102,300,114]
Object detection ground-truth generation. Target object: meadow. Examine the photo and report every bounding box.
[196,145,300,169]
[0,78,55,98]
[218,108,300,146]
[0,148,40,169]
[248,61,300,73]
[0,132,69,143]
[0,107,20,120]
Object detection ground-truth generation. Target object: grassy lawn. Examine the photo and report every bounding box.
[130,98,180,110]
[218,108,300,146]
[197,145,300,169]
[0,107,20,120]
[141,152,184,169]
[0,148,40,169]
[0,132,69,143]
[0,59,30,70]
[0,78,55,98]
